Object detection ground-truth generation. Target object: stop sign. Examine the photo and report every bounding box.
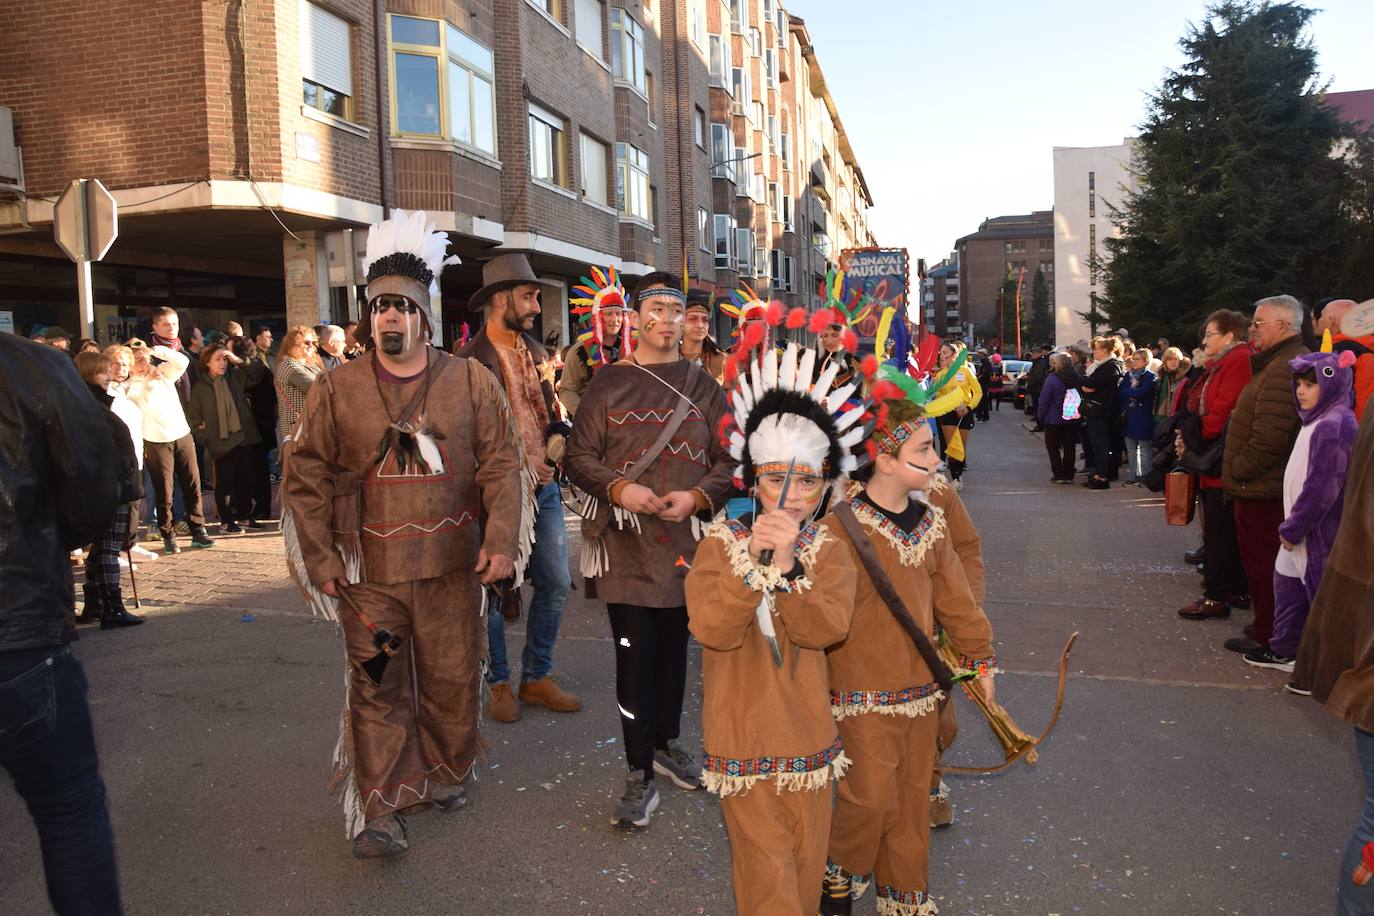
[53,178,118,262]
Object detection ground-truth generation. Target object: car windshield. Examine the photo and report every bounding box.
[1002,360,1031,373]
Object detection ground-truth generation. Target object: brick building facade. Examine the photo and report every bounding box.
[954,210,1053,345]
[0,0,873,347]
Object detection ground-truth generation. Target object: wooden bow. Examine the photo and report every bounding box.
[940,631,1079,777]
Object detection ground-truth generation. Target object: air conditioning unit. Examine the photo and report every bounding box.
[0,107,23,189]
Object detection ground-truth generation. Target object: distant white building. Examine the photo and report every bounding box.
[1052,141,1138,345]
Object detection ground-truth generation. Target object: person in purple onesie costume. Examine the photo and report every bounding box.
[1249,346,1360,677]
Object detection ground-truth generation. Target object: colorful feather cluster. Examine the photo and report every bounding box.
[719,285,769,339]
[570,265,632,366]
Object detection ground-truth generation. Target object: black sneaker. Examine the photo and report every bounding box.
[162,535,181,555]
[189,527,215,549]
[611,771,660,829]
[1229,594,1252,611]
[819,872,853,916]
[351,814,407,859]
[431,785,467,812]
[1283,681,1312,696]
[224,521,243,534]
[653,740,703,790]
[245,518,267,530]
[1184,546,1205,565]
[1224,636,1260,654]
[1244,648,1295,672]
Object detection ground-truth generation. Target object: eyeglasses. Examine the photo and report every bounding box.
[1249,318,1282,328]
[303,338,318,347]
[372,295,419,315]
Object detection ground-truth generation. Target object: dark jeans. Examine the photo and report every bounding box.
[0,647,121,914]
[1234,497,1283,649]
[606,603,690,774]
[1201,487,1248,602]
[1044,424,1079,480]
[145,433,204,537]
[1085,416,1114,479]
[1339,728,1374,915]
[249,431,274,521]
[212,445,255,526]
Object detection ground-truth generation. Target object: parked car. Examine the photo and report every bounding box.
[997,359,1031,406]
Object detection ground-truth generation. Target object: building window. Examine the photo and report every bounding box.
[730,0,749,32]
[646,71,656,123]
[754,247,767,280]
[616,142,651,222]
[446,24,496,155]
[301,2,354,119]
[731,67,751,112]
[709,33,734,89]
[580,133,610,206]
[1040,259,1053,273]
[770,249,784,288]
[782,195,793,230]
[574,0,604,56]
[750,100,764,126]
[734,146,748,197]
[710,123,733,181]
[694,107,706,148]
[528,102,567,186]
[1088,170,1095,191]
[750,27,762,57]
[1089,190,1095,218]
[714,214,736,269]
[1089,224,1098,286]
[768,181,780,215]
[780,131,791,170]
[610,8,646,93]
[690,1,706,49]
[698,207,710,251]
[388,15,495,153]
[534,0,562,18]
[785,255,796,292]
[735,228,752,274]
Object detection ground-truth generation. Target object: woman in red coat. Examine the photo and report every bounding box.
[1176,309,1254,620]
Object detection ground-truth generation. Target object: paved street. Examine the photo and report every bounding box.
[1,409,1358,915]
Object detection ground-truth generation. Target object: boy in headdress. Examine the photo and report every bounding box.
[820,373,997,916]
[684,320,872,914]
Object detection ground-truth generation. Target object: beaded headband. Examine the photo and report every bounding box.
[637,286,686,304]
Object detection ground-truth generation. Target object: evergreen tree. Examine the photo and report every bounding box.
[1102,1,1346,343]
[1028,268,1053,343]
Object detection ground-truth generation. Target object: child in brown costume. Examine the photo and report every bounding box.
[822,398,996,916]
[686,335,873,915]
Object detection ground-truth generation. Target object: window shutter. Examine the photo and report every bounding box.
[301,2,353,96]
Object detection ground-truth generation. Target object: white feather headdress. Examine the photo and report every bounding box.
[363,209,461,324]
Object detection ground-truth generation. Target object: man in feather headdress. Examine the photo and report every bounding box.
[281,210,525,859]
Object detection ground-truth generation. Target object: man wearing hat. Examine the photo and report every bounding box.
[43,326,72,350]
[455,253,581,722]
[282,211,525,858]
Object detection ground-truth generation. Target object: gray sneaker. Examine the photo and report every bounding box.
[611,770,660,829]
[351,813,407,859]
[653,739,703,790]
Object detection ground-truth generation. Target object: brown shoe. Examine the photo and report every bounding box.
[519,675,583,713]
[929,782,954,828]
[488,681,520,723]
[1178,597,1230,620]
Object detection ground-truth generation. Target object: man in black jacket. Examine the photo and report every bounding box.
[0,334,124,914]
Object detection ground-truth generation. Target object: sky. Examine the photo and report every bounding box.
[787,0,1374,265]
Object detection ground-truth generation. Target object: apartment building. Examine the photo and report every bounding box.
[921,256,960,339]
[0,0,873,348]
[953,210,1053,343]
[1051,141,1136,345]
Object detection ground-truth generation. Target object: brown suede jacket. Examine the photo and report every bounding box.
[1222,335,1307,501]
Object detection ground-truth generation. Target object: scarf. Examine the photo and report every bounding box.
[212,374,242,439]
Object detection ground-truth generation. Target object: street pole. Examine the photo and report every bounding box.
[77,257,95,341]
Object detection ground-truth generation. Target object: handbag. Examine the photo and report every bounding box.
[1178,434,1225,477]
[1061,389,1082,422]
[1164,469,1197,526]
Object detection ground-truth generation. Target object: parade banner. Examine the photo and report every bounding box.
[839,247,910,351]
